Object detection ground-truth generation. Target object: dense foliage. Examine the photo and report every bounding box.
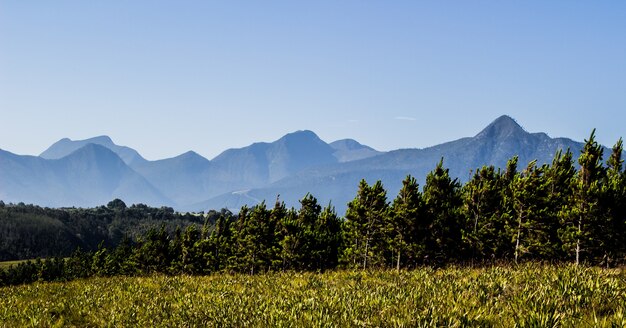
[2,265,626,327]
[0,200,219,261]
[1,131,625,286]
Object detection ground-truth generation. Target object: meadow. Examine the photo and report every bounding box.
[1,264,626,327]
[0,260,27,270]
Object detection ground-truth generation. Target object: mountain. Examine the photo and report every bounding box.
[40,136,148,166]
[132,151,212,206]
[209,130,338,187]
[1,144,171,207]
[1,115,611,214]
[193,116,587,213]
[329,139,383,162]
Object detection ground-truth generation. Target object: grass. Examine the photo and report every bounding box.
[1,264,626,327]
[0,260,29,269]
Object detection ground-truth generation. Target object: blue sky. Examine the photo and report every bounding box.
[1,1,625,160]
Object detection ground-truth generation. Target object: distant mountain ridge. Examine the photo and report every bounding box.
[0,115,610,213]
[41,136,148,166]
[1,144,169,207]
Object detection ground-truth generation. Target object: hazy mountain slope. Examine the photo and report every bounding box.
[0,149,61,206]
[2,115,613,213]
[329,139,383,162]
[209,130,338,189]
[40,136,148,166]
[1,144,171,207]
[192,116,588,214]
[132,151,213,205]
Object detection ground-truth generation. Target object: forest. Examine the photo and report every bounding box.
[1,130,625,286]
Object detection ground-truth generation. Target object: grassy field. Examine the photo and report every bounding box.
[1,264,626,327]
[0,260,29,269]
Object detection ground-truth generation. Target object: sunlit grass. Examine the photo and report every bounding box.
[0,260,29,269]
[1,264,626,327]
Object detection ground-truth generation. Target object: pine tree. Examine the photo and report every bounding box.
[560,130,605,265]
[297,193,322,270]
[314,203,342,271]
[277,206,300,271]
[544,149,576,261]
[462,165,504,263]
[496,156,520,260]
[341,180,389,269]
[507,161,549,263]
[600,138,625,266]
[178,225,202,274]
[134,226,171,273]
[422,159,463,265]
[206,212,235,272]
[390,175,423,269]
[231,203,279,274]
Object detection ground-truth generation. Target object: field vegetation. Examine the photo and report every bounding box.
[1,265,626,327]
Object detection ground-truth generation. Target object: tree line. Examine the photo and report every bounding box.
[1,130,625,286]
[0,199,216,261]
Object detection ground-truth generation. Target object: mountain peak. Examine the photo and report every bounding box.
[330,139,375,151]
[40,135,147,166]
[64,143,123,165]
[281,130,320,141]
[476,115,526,139]
[330,139,382,162]
[177,150,209,162]
[87,135,114,144]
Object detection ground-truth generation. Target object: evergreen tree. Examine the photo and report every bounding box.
[135,225,172,273]
[341,180,389,269]
[231,203,278,274]
[600,138,626,266]
[64,248,93,279]
[544,150,576,261]
[462,166,504,262]
[390,175,423,269]
[205,212,235,273]
[178,225,202,274]
[506,161,550,263]
[495,156,520,260]
[314,203,342,271]
[422,159,463,265]
[107,236,137,275]
[91,242,110,276]
[277,205,300,271]
[560,130,605,265]
[297,193,322,270]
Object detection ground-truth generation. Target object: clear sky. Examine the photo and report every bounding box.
[1,1,625,160]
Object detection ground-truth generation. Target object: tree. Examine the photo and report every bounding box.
[560,130,605,265]
[135,225,171,273]
[231,203,278,274]
[599,138,626,266]
[178,225,202,274]
[277,205,300,271]
[462,166,504,262]
[314,203,342,271]
[341,180,389,269]
[543,149,576,261]
[506,161,549,263]
[107,199,127,211]
[422,159,463,265]
[296,193,322,270]
[390,175,423,269]
[206,212,235,273]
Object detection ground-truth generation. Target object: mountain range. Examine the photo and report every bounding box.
[0,116,602,214]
